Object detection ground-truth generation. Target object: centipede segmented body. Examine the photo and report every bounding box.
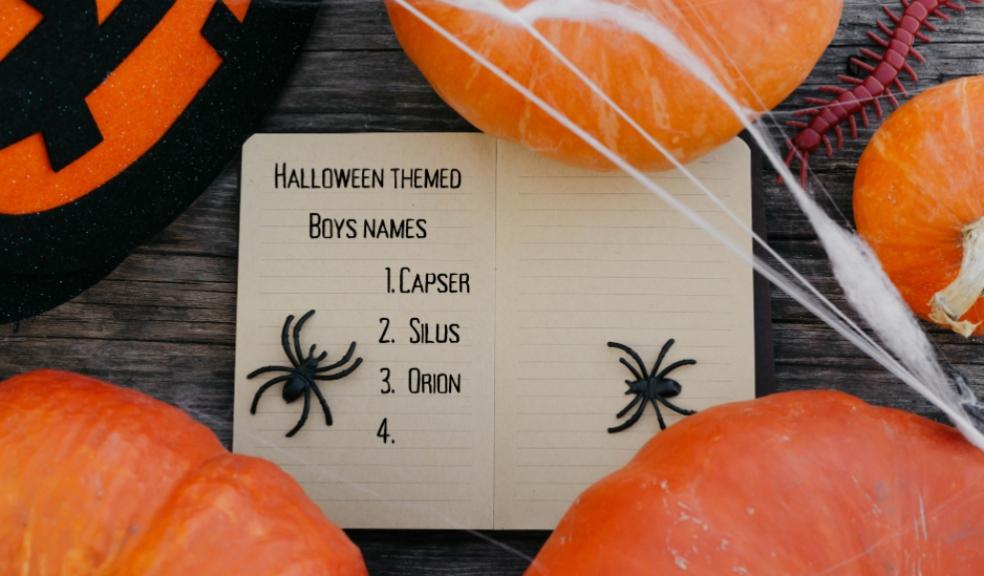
[784,0,980,185]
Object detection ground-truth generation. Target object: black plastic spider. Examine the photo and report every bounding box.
[249,310,363,437]
[606,340,696,433]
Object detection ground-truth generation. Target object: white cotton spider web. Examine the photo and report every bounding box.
[388,0,984,450]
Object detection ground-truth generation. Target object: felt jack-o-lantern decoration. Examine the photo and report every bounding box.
[0,0,319,322]
[385,0,842,170]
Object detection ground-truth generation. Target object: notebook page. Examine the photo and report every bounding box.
[493,139,756,529]
[234,133,496,529]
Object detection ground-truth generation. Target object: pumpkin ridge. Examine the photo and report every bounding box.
[0,370,229,573]
[104,453,368,575]
[0,370,367,575]
[92,450,235,574]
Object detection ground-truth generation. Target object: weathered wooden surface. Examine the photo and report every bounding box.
[3,1,984,573]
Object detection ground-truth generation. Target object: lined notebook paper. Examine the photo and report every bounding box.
[234,133,756,530]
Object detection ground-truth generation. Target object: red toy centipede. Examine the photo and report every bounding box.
[784,0,981,185]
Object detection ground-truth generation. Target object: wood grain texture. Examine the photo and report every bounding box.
[3,1,984,573]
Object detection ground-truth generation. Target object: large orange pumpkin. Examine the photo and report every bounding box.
[855,76,984,337]
[527,391,984,575]
[0,370,367,575]
[386,0,843,170]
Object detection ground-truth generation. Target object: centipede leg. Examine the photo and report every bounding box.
[871,94,884,120]
[877,20,894,39]
[793,109,820,119]
[783,147,797,168]
[821,135,833,158]
[885,87,900,109]
[902,62,918,82]
[883,6,900,25]
[894,78,909,97]
[868,31,889,47]
[851,57,875,74]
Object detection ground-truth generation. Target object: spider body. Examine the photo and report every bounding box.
[626,374,682,403]
[607,340,696,433]
[282,370,313,404]
[248,310,363,437]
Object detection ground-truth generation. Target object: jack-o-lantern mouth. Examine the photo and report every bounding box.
[0,0,249,215]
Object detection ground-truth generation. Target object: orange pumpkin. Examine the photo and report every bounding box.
[0,370,367,575]
[527,390,984,575]
[386,0,842,170]
[855,76,984,337]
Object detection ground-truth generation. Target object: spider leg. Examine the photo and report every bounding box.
[651,339,675,376]
[656,359,697,380]
[618,358,645,382]
[246,365,292,379]
[285,388,311,438]
[314,356,364,381]
[607,396,647,433]
[616,394,643,418]
[316,342,357,372]
[306,345,328,365]
[310,383,334,426]
[281,315,299,368]
[250,375,292,414]
[607,342,650,380]
[649,398,668,430]
[293,310,316,363]
[657,395,697,417]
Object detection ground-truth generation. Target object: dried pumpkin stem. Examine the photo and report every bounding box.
[930,217,984,337]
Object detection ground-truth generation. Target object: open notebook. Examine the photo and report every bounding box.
[233,133,764,530]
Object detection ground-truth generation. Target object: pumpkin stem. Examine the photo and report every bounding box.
[930,217,984,337]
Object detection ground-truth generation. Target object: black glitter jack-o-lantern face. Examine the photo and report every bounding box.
[0,0,319,323]
[1,1,175,172]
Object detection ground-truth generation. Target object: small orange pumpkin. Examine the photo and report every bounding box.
[855,76,984,337]
[386,0,842,170]
[0,370,367,575]
[527,391,984,575]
